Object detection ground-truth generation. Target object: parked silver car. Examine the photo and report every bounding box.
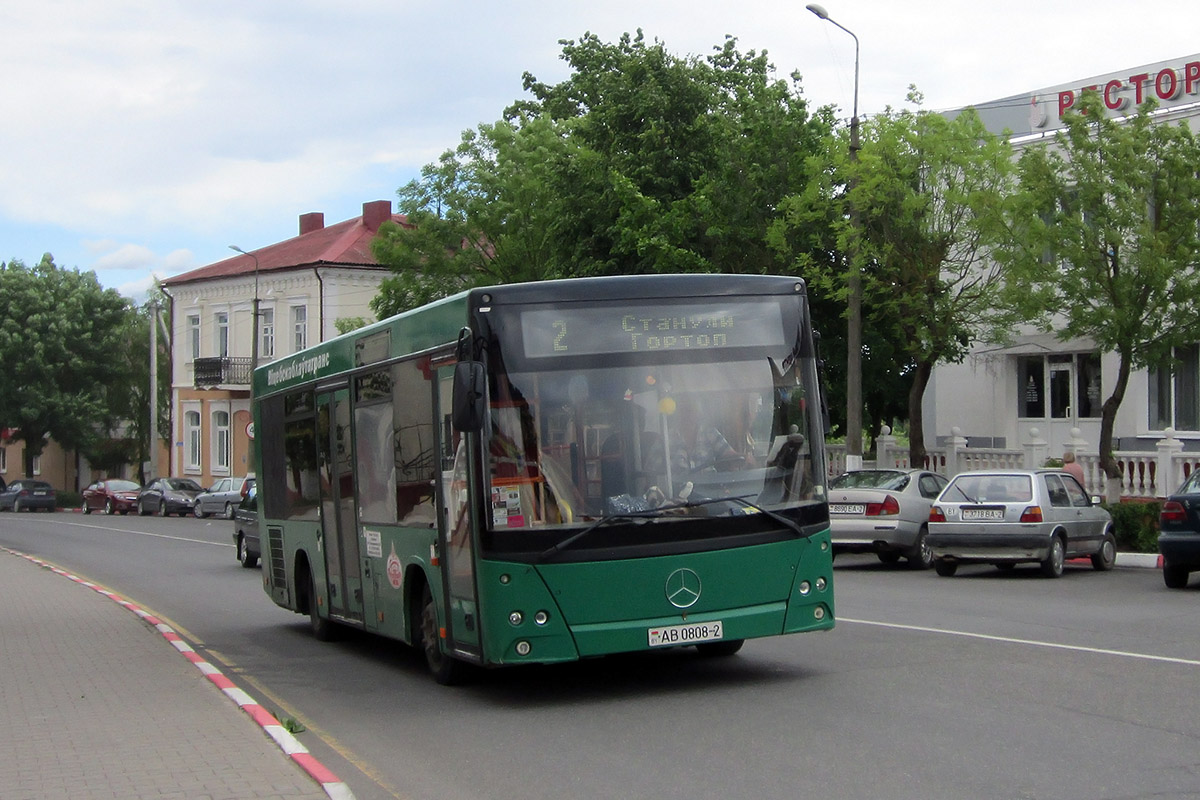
[829,468,949,569]
[194,476,254,519]
[927,469,1116,578]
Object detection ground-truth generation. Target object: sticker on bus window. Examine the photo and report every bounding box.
[491,485,526,528]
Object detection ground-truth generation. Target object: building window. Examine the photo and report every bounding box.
[292,305,307,352]
[1149,345,1200,431]
[0,447,6,474]
[260,308,275,358]
[31,455,41,476]
[187,314,201,360]
[212,410,231,473]
[185,410,202,470]
[1018,353,1101,420]
[215,312,229,357]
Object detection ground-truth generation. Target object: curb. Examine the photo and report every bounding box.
[1113,552,1162,569]
[4,548,355,800]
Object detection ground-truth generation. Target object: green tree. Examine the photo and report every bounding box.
[996,92,1200,491]
[772,94,1019,465]
[372,32,834,316]
[0,255,135,477]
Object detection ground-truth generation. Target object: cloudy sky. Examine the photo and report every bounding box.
[4,0,1197,301]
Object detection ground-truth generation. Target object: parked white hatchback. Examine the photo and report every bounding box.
[927,469,1116,578]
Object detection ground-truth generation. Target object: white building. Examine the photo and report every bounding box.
[927,53,1200,487]
[160,200,406,488]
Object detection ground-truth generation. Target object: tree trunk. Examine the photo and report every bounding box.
[1098,350,1132,489]
[907,359,934,470]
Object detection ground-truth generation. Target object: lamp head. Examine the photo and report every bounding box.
[806,3,830,20]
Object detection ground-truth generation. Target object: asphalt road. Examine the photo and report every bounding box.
[3,510,1198,800]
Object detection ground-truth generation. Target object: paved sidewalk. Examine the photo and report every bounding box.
[0,548,349,800]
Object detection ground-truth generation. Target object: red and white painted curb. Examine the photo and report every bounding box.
[6,549,355,800]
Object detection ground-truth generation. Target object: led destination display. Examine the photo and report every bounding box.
[520,302,786,358]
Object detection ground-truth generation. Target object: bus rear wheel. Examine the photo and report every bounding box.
[418,583,466,685]
[302,567,336,641]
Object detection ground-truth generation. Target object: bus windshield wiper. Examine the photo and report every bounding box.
[663,494,810,539]
[537,514,651,562]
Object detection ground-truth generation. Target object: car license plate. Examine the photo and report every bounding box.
[648,621,723,647]
[830,503,866,514]
[962,508,1004,520]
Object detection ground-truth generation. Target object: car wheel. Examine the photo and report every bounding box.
[158,500,168,517]
[137,500,148,516]
[81,500,91,515]
[104,499,114,515]
[1091,532,1117,571]
[934,559,958,577]
[14,499,23,512]
[1040,534,1066,578]
[1163,563,1190,589]
[224,502,235,520]
[906,527,934,570]
[418,582,466,684]
[877,551,902,565]
[194,504,207,519]
[237,535,258,569]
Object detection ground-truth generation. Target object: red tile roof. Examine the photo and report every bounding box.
[162,201,410,287]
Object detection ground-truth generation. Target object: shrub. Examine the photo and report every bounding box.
[1103,499,1160,553]
[57,491,81,510]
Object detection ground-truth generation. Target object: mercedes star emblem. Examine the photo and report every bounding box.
[665,568,702,609]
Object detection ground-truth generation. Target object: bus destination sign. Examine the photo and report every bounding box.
[520,302,785,358]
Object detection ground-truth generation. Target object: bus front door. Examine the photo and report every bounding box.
[317,388,364,625]
[437,366,481,661]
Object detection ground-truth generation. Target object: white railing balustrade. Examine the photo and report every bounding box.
[825,425,1198,501]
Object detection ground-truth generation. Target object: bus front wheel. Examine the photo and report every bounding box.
[419,583,466,685]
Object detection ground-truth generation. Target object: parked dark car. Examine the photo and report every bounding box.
[231,487,260,569]
[1158,471,1200,589]
[829,468,949,569]
[137,477,203,517]
[928,469,1116,578]
[0,479,57,512]
[82,479,142,515]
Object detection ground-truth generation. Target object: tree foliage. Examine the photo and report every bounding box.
[372,31,834,318]
[0,255,135,476]
[771,94,1018,463]
[996,92,1200,481]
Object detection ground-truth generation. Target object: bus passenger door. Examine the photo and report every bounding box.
[317,388,364,624]
[437,366,481,660]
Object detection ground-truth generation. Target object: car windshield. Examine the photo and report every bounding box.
[947,474,1033,503]
[830,470,909,491]
[166,479,202,492]
[108,480,140,491]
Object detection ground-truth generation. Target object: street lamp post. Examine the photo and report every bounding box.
[806,2,864,470]
[228,245,260,374]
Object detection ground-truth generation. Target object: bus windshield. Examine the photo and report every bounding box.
[480,306,824,531]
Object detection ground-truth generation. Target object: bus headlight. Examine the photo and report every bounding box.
[515,640,532,656]
[798,581,811,596]
[534,610,550,626]
[814,607,826,620]
[509,611,523,626]
[816,577,827,592]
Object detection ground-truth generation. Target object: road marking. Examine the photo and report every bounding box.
[50,520,230,548]
[841,616,1200,667]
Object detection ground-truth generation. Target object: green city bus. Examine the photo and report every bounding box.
[253,274,834,683]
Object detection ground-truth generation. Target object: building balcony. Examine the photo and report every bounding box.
[193,357,253,388]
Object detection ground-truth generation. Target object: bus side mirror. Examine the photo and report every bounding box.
[452,361,487,432]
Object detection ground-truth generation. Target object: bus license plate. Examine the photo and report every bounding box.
[648,621,723,647]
